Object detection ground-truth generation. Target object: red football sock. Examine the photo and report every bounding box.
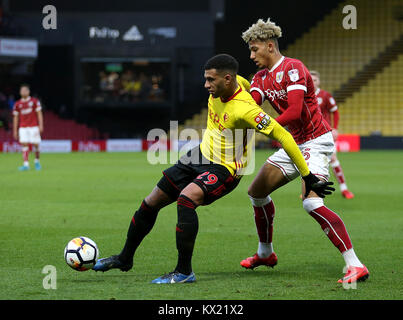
[331,160,346,185]
[22,147,29,162]
[309,205,352,253]
[253,199,275,244]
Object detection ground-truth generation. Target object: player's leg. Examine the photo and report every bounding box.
[18,127,30,170]
[330,152,354,199]
[19,143,30,171]
[93,181,175,272]
[301,133,367,283]
[32,143,41,170]
[241,150,295,269]
[152,165,240,283]
[117,186,174,264]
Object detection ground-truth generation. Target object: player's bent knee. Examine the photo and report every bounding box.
[180,183,204,207]
[145,186,173,210]
[302,197,324,213]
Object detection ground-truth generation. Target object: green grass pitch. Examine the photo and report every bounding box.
[0,150,402,300]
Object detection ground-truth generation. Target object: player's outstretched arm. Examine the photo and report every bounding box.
[269,121,335,198]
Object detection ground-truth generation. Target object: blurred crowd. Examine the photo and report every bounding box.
[0,90,16,131]
[83,69,168,104]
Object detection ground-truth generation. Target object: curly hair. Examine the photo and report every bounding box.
[241,18,282,43]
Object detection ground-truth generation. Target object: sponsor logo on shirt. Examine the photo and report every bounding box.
[20,107,33,115]
[276,71,284,83]
[288,69,299,82]
[264,88,287,102]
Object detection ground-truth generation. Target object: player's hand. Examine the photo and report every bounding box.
[302,172,335,198]
[13,131,18,141]
[332,129,338,141]
[39,126,44,133]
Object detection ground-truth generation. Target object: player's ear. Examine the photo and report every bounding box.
[224,73,232,85]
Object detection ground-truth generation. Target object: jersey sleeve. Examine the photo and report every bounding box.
[238,102,275,136]
[284,61,308,93]
[327,93,338,113]
[35,99,42,112]
[12,102,19,116]
[249,72,265,105]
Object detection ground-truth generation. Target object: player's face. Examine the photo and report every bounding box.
[248,40,272,69]
[20,86,30,98]
[204,69,226,98]
[312,75,320,90]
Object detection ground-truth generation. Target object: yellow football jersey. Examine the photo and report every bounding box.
[200,75,309,177]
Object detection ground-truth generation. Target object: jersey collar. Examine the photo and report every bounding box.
[269,56,285,73]
[21,96,31,102]
[315,88,321,95]
[220,85,242,103]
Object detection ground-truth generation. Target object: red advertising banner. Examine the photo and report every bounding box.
[336,134,360,152]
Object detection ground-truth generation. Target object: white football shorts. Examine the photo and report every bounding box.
[267,131,335,181]
[19,126,41,144]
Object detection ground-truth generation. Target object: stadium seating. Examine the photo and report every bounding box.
[178,0,403,137]
[0,110,101,141]
[285,0,403,94]
[338,54,403,136]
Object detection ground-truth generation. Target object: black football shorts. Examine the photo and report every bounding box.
[157,146,241,205]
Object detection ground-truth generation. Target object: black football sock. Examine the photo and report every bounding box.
[174,194,199,275]
[118,200,159,263]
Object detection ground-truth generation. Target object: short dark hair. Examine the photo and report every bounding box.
[20,83,30,90]
[204,54,239,75]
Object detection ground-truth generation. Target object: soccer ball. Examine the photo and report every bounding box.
[64,236,99,271]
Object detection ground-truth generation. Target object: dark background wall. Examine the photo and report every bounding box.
[2,0,343,137]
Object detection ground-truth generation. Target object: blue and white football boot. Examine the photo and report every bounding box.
[151,271,196,284]
[34,161,41,171]
[93,255,132,272]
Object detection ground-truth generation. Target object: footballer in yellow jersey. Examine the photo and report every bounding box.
[201,74,310,177]
[93,54,334,284]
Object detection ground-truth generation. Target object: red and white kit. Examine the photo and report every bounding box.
[13,96,42,144]
[250,56,334,180]
[316,88,339,130]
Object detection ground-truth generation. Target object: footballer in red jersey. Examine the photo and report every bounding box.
[239,18,368,284]
[311,70,354,199]
[12,84,44,171]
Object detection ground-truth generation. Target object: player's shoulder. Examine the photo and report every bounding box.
[236,75,251,92]
[283,56,307,70]
[320,89,333,99]
[252,69,268,81]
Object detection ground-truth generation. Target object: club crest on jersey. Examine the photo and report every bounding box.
[223,112,229,122]
[275,71,284,83]
[288,69,299,82]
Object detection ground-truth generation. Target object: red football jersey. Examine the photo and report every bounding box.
[12,97,42,128]
[250,56,330,144]
[316,88,338,129]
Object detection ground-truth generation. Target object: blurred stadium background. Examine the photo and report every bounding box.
[0,0,402,151]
